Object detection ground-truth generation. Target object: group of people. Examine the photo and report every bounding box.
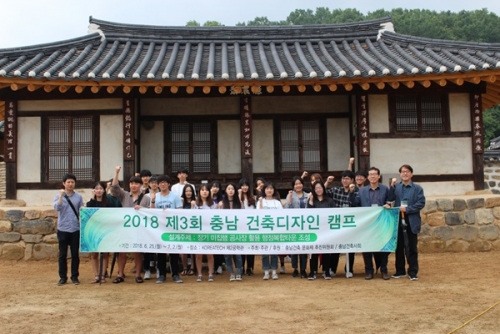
[54,160,425,286]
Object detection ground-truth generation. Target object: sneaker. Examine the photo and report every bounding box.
[235,275,243,281]
[245,268,253,276]
[272,272,279,280]
[300,270,307,279]
[208,275,214,282]
[330,269,336,277]
[284,255,292,263]
[392,273,406,279]
[57,278,67,286]
[144,270,151,280]
[409,275,419,281]
[263,271,270,280]
[346,272,353,278]
[172,275,183,283]
[71,277,80,285]
[292,269,299,278]
[280,266,285,274]
[324,274,332,280]
[229,275,236,281]
[156,275,166,284]
[308,272,316,280]
[216,266,223,275]
[196,275,203,282]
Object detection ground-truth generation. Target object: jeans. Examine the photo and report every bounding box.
[224,255,242,275]
[57,230,80,279]
[291,254,307,271]
[261,255,278,270]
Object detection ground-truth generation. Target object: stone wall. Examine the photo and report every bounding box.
[1,196,500,260]
[484,155,500,194]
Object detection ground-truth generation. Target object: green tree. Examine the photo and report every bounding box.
[203,21,224,27]
[185,20,200,27]
[483,106,500,148]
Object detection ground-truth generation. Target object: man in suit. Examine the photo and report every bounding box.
[392,164,426,281]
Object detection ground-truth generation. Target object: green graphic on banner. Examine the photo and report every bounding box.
[161,233,318,243]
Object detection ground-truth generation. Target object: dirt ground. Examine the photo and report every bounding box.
[0,252,499,334]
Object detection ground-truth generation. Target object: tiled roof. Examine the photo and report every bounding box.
[1,16,500,83]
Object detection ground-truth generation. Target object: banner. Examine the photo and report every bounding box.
[80,207,399,254]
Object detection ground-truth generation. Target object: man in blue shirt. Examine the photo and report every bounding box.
[54,173,84,286]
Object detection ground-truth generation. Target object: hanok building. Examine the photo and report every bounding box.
[1,17,500,205]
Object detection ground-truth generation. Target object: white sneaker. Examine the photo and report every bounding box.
[280,266,285,274]
[144,270,151,280]
[284,255,292,263]
[235,275,242,281]
[330,269,336,277]
[229,275,236,281]
[216,266,223,274]
[346,272,353,278]
[263,270,270,280]
[272,273,279,280]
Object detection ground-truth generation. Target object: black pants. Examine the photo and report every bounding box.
[363,252,389,274]
[214,254,224,269]
[57,230,80,279]
[310,254,330,274]
[395,220,419,276]
[157,253,180,277]
[143,253,156,271]
[330,253,355,274]
[291,254,307,271]
[242,255,254,270]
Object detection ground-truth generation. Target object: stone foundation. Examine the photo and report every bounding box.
[1,195,500,260]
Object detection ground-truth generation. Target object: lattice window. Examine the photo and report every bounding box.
[395,95,443,132]
[47,116,94,181]
[170,122,211,173]
[281,120,320,172]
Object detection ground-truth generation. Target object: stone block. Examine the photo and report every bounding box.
[12,218,55,234]
[0,220,12,232]
[488,181,496,187]
[427,212,445,227]
[41,210,58,219]
[445,240,470,252]
[470,240,491,252]
[493,207,500,219]
[492,240,500,251]
[484,168,493,173]
[485,197,500,208]
[419,238,446,253]
[42,233,58,244]
[467,198,485,209]
[32,243,58,260]
[21,234,43,243]
[493,189,500,195]
[420,224,431,237]
[422,200,438,214]
[436,199,453,212]
[5,210,24,222]
[0,199,27,207]
[1,242,25,260]
[432,226,453,240]
[464,210,475,224]
[453,225,478,241]
[478,226,499,240]
[0,232,21,242]
[445,212,463,226]
[0,210,5,220]
[475,209,494,225]
[25,243,33,260]
[492,175,500,180]
[453,199,467,211]
[24,210,41,220]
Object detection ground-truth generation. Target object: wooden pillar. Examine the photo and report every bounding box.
[4,100,17,199]
[470,92,484,190]
[356,94,370,171]
[240,96,253,189]
[123,98,135,190]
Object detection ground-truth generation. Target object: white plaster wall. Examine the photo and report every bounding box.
[141,97,239,115]
[449,93,471,132]
[100,115,124,181]
[253,95,349,114]
[217,120,241,173]
[369,94,389,133]
[18,117,41,182]
[17,189,92,207]
[419,181,474,196]
[327,118,350,171]
[18,99,122,111]
[370,138,473,175]
[139,121,164,175]
[253,120,274,173]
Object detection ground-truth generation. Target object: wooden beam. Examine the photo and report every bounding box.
[251,86,261,94]
[91,86,100,93]
[328,84,337,92]
[154,86,163,94]
[482,95,497,107]
[344,83,353,91]
[360,82,370,91]
[450,78,464,86]
[27,84,42,92]
[58,85,68,93]
[433,79,447,87]
[170,86,178,94]
[139,86,148,94]
[203,86,211,94]
[486,84,500,95]
[123,86,132,94]
[390,81,400,89]
[107,86,116,94]
[75,85,85,94]
[218,86,227,94]
[186,86,194,94]
[376,82,385,90]
[401,81,414,89]
[418,80,431,88]
[313,84,322,92]
[465,77,481,84]
[297,85,306,93]
[10,83,26,91]
[482,75,497,83]
[282,85,290,93]
[266,86,274,93]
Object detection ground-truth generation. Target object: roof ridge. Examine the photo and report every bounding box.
[381,31,500,50]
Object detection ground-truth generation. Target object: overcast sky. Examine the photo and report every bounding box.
[1,0,500,48]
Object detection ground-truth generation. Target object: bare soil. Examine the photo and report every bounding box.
[1,252,499,334]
